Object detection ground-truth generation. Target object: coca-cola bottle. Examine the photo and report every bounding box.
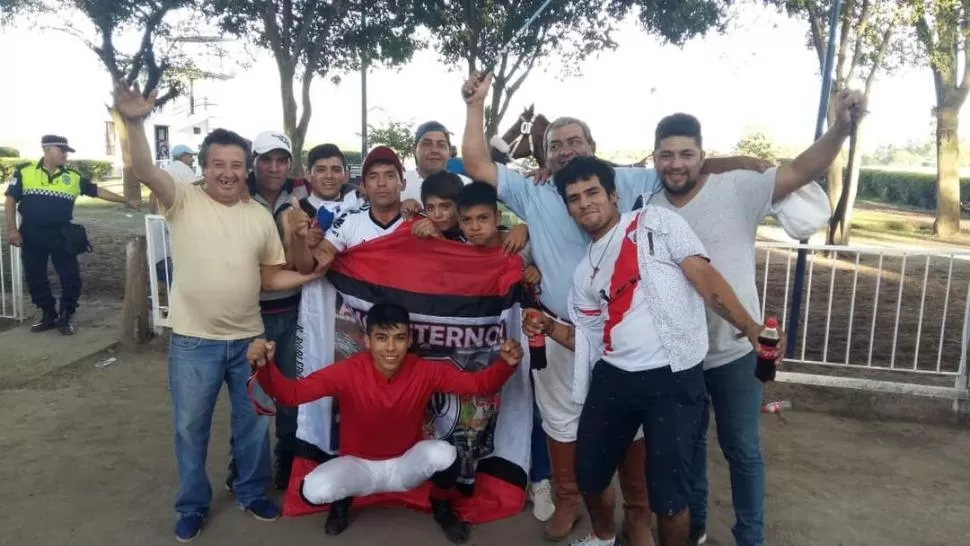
[524,308,548,370]
[755,317,781,382]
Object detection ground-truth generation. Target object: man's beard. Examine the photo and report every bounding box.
[661,176,698,196]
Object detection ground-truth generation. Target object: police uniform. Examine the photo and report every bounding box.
[4,136,97,333]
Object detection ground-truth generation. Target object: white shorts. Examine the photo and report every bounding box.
[533,335,643,443]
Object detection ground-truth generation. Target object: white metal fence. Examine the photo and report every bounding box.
[757,242,970,405]
[1,214,26,321]
[141,218,970,407]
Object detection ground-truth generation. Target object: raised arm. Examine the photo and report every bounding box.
[772,89,867,203]
[461,72,498,187]
[113,83,177,209]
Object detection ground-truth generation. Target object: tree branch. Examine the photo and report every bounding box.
[260,0,288,61]
[916,14,943,102]
[297,67,314,138]
[957,0,970,100]
[845,0,871,85]
[833,0,855,84]
[864,26,895,96]
[804,3,826,70]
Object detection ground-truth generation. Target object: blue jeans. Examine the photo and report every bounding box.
[261,307,299,457]
[529,373,551,483]
[688,352,765,546]
[169,333,271,516]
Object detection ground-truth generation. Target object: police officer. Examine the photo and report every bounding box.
[4,135,135,335]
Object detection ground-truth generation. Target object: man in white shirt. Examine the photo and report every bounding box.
[643,91,865,546]
[402,121,472,203]
[524,156,763,546]
[163,144,199,183]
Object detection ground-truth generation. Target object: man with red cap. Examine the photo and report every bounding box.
[292,145,408,273]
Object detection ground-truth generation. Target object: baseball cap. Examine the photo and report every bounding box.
[361,146,404,180]
[414,121,451,144]
[252,131,293,157]
[41,135,75,153]
[171,144,196,158]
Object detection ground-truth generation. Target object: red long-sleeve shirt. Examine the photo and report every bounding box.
[257,352,516,459]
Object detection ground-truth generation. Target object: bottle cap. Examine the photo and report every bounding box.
[765,317,779,328]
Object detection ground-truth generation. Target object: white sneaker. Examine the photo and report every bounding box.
[528,479,555,522]
[568,534,615,546]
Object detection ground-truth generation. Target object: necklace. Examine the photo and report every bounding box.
[588,222,621,281]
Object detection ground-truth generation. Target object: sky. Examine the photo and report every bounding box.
[0,4,952,162]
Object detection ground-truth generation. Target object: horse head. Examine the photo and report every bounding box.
[495,105,550,168]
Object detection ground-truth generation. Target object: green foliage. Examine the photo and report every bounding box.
[211,0,420,82]
[0,146,20,158]
[610,0,736,45]
[853,168,970,210]
[734,132,778,163]
[0,159,114,183]
[367,121,416,160]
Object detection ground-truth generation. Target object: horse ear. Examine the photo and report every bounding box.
[526,104,534,115]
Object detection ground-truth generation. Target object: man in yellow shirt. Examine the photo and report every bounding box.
[113,83,320,543]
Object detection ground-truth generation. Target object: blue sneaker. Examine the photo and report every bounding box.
[243,498,281,522]
[174,513,205,543]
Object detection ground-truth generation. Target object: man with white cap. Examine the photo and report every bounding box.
[225,130,310,492]
[402,121,472,203]
[163,144,199,183]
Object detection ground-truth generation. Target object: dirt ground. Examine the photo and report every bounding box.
[0,342,967,546]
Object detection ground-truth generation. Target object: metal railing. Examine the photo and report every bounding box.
[1,214,26,321]
[756,242,970,405]
[141,219,970,407]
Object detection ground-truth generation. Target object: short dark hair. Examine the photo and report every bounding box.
[654,113,703,149]
[365,303,411,333]
[553,156,616,204]
[421,171,464,204]
[199,128,252,169]
[307,143,346,170]
[457,181,498,212]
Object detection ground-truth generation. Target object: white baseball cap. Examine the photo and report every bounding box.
[252,131,293,157]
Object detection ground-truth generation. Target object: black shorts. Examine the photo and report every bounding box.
[575,360,707,517]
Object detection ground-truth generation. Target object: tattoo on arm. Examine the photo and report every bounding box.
[710,293,743,331]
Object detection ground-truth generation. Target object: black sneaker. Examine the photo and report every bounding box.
[431,498,470,544]
[274,453,293,490]
[325,498,352,536]
[56,311,75,335]
[30,309,58,333]
[688,526,708,545]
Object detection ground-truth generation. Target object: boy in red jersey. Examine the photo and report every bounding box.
[248,302,523,544]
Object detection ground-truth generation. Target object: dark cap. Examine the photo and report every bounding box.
[41,135,75,153]
[362,146,404,180]
[414,121,451,144]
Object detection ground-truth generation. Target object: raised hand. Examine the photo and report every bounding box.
[499,339,524,367]
[411,217,443,239]
[247,339,276,370]
[462,71,493,104]
[834,89,867,134]
[522,308,551,337]
[113,81,157,121]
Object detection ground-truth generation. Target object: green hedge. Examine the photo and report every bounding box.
[853,168,970,210]
[0,146,20,158]
[0,158,114,184]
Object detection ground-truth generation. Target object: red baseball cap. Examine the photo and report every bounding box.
[362,145,404,180]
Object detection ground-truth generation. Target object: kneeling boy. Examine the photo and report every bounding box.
[248,303,523,544]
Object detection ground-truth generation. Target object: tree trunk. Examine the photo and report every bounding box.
[486,84,504,138]
[111,108,142,206]
[934,103,962,238]
[277,62,307,176]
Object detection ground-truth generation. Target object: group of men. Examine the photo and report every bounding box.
[9,70,862,546]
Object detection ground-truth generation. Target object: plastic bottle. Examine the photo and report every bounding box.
[524,309,548,370]
[755,317,781,382]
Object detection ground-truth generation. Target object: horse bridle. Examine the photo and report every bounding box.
[505,113,538,165]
